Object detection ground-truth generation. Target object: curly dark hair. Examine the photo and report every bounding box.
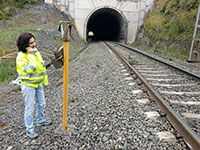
[17,32,35,53]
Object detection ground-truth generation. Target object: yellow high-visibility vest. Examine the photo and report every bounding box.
[16,51,48,88]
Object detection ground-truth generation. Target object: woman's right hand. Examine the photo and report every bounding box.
[27,47,35,54]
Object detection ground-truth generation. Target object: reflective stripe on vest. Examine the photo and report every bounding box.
[21,79,42,84]
[18,72,47,78]
[23,63,36,72]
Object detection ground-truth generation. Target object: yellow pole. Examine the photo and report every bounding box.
[62,41,69,131]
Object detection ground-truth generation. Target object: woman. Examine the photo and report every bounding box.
[16,32,52,139]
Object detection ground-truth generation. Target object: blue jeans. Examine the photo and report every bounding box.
[21,84,46,132]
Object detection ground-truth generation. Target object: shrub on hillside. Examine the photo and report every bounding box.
[0,0,38,20]
[0,60,16,82]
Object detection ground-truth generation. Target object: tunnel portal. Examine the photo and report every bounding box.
[86,8,126,42]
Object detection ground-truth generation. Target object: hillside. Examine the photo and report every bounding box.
[0,2,85,82]
[0,0,38,20]
[1,0,200,83]
[134,0,200,61]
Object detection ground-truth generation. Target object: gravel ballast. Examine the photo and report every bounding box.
[0,42,188,149]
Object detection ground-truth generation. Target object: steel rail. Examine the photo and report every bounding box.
[104,42,200,150]
[114,42,200,81]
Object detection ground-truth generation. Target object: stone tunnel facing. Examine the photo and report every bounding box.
[86,8,126,42]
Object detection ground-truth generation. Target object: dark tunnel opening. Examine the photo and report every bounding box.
[87,8,126,42]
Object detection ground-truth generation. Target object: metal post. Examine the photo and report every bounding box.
[189,4,200,61]
[62,41,69,131]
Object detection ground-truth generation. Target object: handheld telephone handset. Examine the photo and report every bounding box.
[33,48,38,52]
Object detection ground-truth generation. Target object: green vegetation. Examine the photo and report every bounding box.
[0,25,38,83]
[152,47,187,59]
[128,55,139,65]
[0,1,39,83]
[104,74,110,80]
[135,0,200,60]
[0,0,37,20]
[0,3,85,83]
[0,60,17,82]
[132,40,187,59]
[69,39,85,51]
[96,63,100,68]
[0,25,38,56]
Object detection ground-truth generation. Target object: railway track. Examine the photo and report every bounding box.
[0,42,194,149]
[104,42,200,150]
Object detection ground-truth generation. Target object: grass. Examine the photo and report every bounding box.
[134,0,200,60]
[132,40,187,60]
[0,60,17,82]
[104,74,110,80]
[0,3,86,83]
[96,63,100,68]
[0,25,38,56]
[128,55,139,65]
[152,47,187,59]
[0,25,36,81]
[131,41,150,51]
[0,0,38,20]
[69,39,85,51]
[143,11,194,41]
[0,23,40,83]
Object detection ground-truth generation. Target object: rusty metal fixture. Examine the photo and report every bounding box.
[52,21,75,69]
